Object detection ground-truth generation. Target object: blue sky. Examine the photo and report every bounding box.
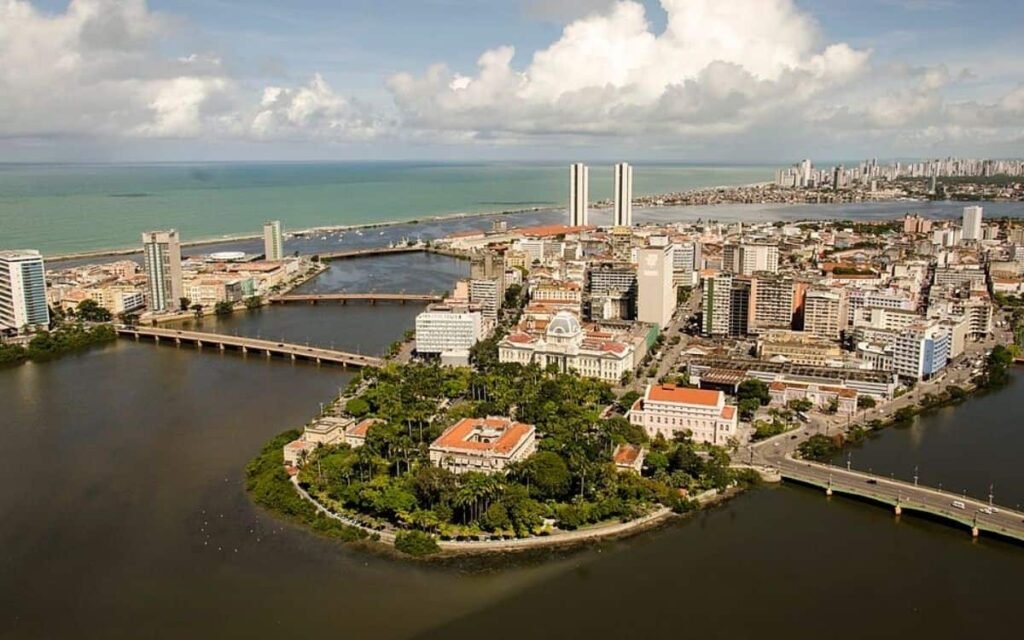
[3,0,1023,161]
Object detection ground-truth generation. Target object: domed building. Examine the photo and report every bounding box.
[498,310,635,383]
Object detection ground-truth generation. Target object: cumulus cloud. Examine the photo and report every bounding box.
[389,0,870,141]
[0,0,385,142]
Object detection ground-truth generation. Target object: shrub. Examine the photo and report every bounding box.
[394,530,440,557]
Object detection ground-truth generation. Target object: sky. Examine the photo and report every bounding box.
[1,0,1023,162]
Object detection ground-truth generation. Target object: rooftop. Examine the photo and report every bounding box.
[646,384,722,407]
[430,417,535,455]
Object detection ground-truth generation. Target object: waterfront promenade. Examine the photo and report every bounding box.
[777,457,1024,542]
[116,325,383,367]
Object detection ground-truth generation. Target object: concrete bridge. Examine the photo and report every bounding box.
[116,325,382,367]
[777,457,1024,543]
[269,292,443,305]
[315,245,468,261]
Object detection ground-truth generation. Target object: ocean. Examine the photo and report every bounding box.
[0,162,773,256]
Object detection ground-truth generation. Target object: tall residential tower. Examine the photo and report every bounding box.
[0,250,49,333]
[263,220,284,260]
[568,163,589,227]
[614,162,633,227]
[142,230,183,313]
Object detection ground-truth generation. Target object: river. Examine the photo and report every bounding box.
[2,253,1023,640]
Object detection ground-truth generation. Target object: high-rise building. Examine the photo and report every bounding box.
[586,261,637,321]
[701,272,733,337]
[637,244,675,329]
[722,243,779,275]
[469,279,500,320]
[893,321,950,381]
[613,162,633,227]
[803,288,847,341]
[749,274,800,332]
[263,220,284,260]
[569,163,589,227]
[961,206,983,241]
[728,277,751,337]
[142,230,183,313]
[470,250,506,304]
[415,305,484,358]
[0,250,50,333]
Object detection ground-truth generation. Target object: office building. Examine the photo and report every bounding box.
[415,305,484,359]
[469,279,500,320]
[569,163,589,227]
[263,220,284,260]
[613,162,633,227]
[470,250,506,302]
[627,384,738,446]
[142,230,183,313]
[636,244,675,329]
[961,206,983,242]
[803,288,847,341]
[0,250,50,333]
[701,272,733,337]
[722,243,779,275]
[586,261,637,321]
[749,274,802,332]
[893,321,950,381]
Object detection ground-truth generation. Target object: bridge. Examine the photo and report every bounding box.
[777,456,1024,543]
[269,292,443,305]
[315,245,469,261]
[116,326,383,368]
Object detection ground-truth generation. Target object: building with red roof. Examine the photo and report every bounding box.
[428,417,537,474]
[628,383,739,446]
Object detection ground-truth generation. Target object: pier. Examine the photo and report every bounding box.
[116,326,382,367]
[778,457,1024,543]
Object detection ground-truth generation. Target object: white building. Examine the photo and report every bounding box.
[429,417,537,475]
[469,279,500,320]
[627,384,738,446]
[723,243,779,275]
[636,244,675,329]
[498,311,634,383]
[961,206,983,242]
[142,230,183,312]
[263,220,284,260]
[614,162,633,227]
[415,305,484,360]
[0,250,50,333]
[569,163,589,227]
[893,320,950,381]
[803,288,847,340]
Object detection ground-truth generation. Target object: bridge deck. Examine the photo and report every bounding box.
[778,458,1024,543]
[116,326,382,367]
[270,292,443,304]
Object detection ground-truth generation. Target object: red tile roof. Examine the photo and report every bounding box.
[646,384,722,407]
[613,443,644,466]
[431,417,535,455]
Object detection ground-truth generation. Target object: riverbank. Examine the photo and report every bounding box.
[0,323,117,366]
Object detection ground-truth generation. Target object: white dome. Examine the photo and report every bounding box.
[547,311,581,337]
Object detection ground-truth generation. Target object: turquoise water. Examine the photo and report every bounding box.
[0,162,773,255]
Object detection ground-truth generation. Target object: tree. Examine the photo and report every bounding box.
[857,395,876,409]
[737,379,770,406]
[346,397,370,418]
[738,397,761,422]
[76,299,113,323]
[190,303,204,319]
[519,451,570,500]
[244,295,263,310]
[179,297,191,312]
[214,301,235,316]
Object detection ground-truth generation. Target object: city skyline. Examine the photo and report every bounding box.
[2,0,1023,162]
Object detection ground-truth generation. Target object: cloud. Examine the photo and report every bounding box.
[389,0,870,142]
[0,0,385,142]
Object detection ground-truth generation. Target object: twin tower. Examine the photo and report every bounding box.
[569,162,633,228]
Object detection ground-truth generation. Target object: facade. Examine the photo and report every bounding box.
[636,244,675,329]
[758,330,843,366]
[498,311,634,382]
[722,243,780,275]
[893,321,950,380]
[613,162,633,227]
[429,417,537,474]
[803,288,847,340]
[470,250,506,302]
[0,250,49,333]
[142,230,183,313]
[586,261,637,321]
[749,274,800,332]
[768,381,857,416]
[469,278,500,320]
[569,163,589,227]
[415,305,484,357]
[701,271,733,337]
[627,384,738,446]
[263,220,284,261]
[961,206,983,241]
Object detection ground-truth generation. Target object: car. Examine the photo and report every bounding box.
[866,479,877,485]
[979,507,994,515]
[952,500,966,510]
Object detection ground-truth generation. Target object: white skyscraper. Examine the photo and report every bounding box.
[0,250,50,333]
[961,206,983,241]
[637,244,674,329]
[142,230,183,313]
[614,162,633,227]
[263,220,284,260]
[568,163,589,227]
